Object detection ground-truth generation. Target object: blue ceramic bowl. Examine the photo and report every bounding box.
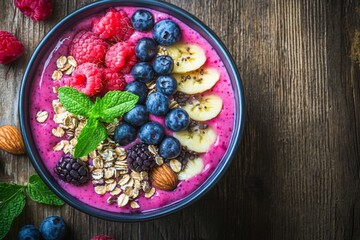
[19,0,245,221]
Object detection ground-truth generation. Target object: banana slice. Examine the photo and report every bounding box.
[173,67,220,94]
[173,127,217,153]
[178,157,204,180]
[182,94,223,121]
[161,44,206,73]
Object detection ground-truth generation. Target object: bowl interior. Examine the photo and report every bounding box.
[19,0,245,221]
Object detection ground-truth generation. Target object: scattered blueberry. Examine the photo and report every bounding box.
[146,92,170,116]
[124,105,149,127]
[125,81,148,104]
[114,123,137,145]
[131,10,154,32]
[165,108,190,132]
[135,37,158,61]
[39,216,67,240]
[159,136,181,159]
[153,55,174,75]
[156,75,177,95]
[139,122,165,145]
[131,62,155,83]
[18,224,41,240]
[153,19,181,46]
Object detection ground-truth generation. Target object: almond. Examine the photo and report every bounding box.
[0,125,26,155]
[150,164,178,191]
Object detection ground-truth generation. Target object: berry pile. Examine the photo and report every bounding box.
[63,8,136,96]
[52,8,221,200]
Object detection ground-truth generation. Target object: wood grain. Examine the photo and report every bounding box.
[1,0,360,239]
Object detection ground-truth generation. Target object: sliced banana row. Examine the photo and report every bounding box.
[162,44,222,175]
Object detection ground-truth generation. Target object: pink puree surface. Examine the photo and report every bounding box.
[29,7,235,213]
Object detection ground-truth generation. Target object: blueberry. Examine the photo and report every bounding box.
[131,10,154,32]
[153,19,181,46]
[39,216,67,240]
[131,62,155,83]
[165,108,190,132]
[124,105,149,127]
[139,122,165,145]
[159,136,181,159]
[156,75,177,95]
[153,55,174,75]
[125,81,148,104]
[146,92,170,116]
[135,38,158,61]
[18,225,41,240]
[114,123,137,145]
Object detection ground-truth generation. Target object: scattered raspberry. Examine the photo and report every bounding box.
[105,42,136,73]
[90,235,114,240]
[64,62,103,97]
[102,68,126,93]
[69,31,108,65]
[0,31,24,64]
[14,0,53,21]
[92,8,134,42]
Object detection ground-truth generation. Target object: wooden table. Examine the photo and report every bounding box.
[1,0,360,239]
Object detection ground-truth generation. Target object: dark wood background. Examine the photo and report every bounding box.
[1,0,360,239]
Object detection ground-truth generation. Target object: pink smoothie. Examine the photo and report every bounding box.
[29,6,235,213]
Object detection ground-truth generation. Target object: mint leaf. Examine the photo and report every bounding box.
[0,183,23,207]
[89,97,103,119]
[99,91,138,122]
[58,87,94,117]
[26,174,64,206]
[74,118,107,158]
[0,184,25,239]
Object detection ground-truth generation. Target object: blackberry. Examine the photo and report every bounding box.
[54,154,90,186]
[165,147,198,170]
[126,142,156,172]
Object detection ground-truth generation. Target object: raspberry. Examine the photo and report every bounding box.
[91,235,114,240]
[0,31,24,64]
[64,62,103,97]
[14,0,53,21]
[93,8,134,42]
[105,42,136,73]
[102,68,126,92]
[69,31,108,65]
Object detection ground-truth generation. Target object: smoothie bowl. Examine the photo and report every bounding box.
[19,0,245,221]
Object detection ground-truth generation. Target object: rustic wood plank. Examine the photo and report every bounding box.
[1,0,360,239]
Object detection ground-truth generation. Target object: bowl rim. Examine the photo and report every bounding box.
[19,0,245,221]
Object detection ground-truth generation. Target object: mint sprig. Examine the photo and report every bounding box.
[58,87,139,158]
[0,174,64,239]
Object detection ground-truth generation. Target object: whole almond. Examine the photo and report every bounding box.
[0,125,26,155]
[150,164,179,191]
